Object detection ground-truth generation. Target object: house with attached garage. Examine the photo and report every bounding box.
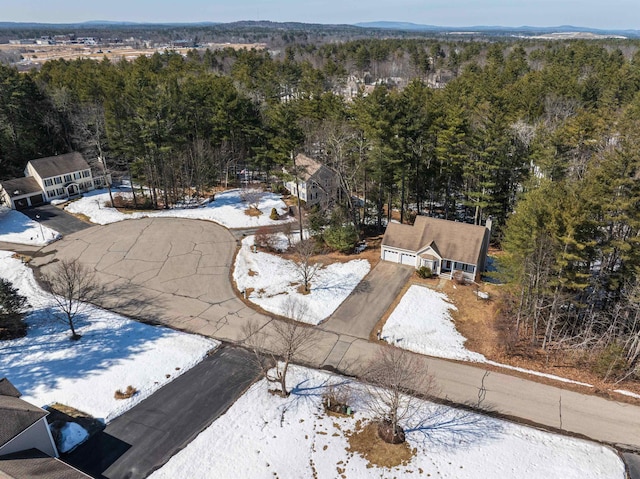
[283,153,339,209]
[0,152,107,210]
[381,215,492,282]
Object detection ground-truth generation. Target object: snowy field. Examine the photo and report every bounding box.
[149,366,624,479]
[233,235,370,324]
[0,250,218,423]
[382,285,593,387]
[64,188,294,228]
[0,206,60,245]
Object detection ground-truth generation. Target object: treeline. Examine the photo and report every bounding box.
[1,39,640,379]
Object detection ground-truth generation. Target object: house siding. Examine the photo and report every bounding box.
[0,418,58,458]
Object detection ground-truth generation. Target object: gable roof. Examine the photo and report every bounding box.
[0,380,48,448]
[0,379,21,398]
[0,449,90,479]
[28,153,89,180]
[294,154,324,181]
[0,178,42,198]
[382,216,488,265]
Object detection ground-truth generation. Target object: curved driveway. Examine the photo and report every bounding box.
[31,218,640,452]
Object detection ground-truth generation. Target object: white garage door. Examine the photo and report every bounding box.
[383,249,400,263]
[401,253,416,266]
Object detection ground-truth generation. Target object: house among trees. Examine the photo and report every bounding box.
[381,216,492,282]
[283,154,339,208]
[0,152,106,210]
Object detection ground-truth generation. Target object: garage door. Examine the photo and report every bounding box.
[401,253,416,266]
[383,249,400,263]
[29,193,44,206]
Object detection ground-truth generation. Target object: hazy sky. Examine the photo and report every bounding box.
[4,0,639,30]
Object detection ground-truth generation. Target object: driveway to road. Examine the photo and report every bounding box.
[30,217,640,453]
[22,204,92,236]
[64,345,260,479]
[322,261,413,338]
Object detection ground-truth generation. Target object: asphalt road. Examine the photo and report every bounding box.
[22,204,92,236]
[64,346,261,479]
[33,218,640,454]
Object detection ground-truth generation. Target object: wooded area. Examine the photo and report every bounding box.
[1,36,639,380]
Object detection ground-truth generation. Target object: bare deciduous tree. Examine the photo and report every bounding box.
[40,259,102,340]
[240,188,265,211]
[294,238,321,293]
[362,345,436,444]
[242,299,317,397]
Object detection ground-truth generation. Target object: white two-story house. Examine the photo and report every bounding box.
[1,152,104,209]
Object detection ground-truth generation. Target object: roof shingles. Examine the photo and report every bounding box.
[382,216,488,266]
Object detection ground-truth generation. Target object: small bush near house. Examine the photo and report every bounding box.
[114,385,137,400]
[452,270,466,285]
[416,266,432,279]
[323,224,359,253]
[270,207,279,220]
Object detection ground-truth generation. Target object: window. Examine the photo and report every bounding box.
[74,172,81,180]
[82,170,91,178]
[63,174,72,182]
[44,178,53,187]
[54,176,62,184]
[56,188,64,195]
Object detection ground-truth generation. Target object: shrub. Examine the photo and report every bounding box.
[323,224,358,253]
[254,226,281,251]
[270,207,279,220]
[0,278,28,340]
[591,343,627,380]
[416,266,432,279]
[114,385,137,400]
[452,270,466,285]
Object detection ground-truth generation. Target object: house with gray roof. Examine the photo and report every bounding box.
[0,378,91,478]
[283,153,339,208]
[381,216,492,282]
[0,379,58,459]
[1,152,107,210]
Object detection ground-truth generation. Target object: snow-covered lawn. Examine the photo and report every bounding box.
[382,285,593,387]
[0,251,218,423]
[0,206,60,245]
[233,236,370,324]
[149,366,624,479]
[64,188,293,228]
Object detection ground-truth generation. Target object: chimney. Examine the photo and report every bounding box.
[485,216,493,232]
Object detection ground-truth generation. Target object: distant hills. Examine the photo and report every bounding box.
[355,21,640,37]
[0,19,637,39]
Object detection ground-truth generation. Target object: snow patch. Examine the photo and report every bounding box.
[0,206,60,245]
[234,235,370,324]
[383,285,593,387]
[149,366,624,479]
[56,422,89,453]
[64,188,294,228]
[0,250,218,422]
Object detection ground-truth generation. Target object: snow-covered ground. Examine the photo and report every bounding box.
[56,423,89,453]
[382,285,593,387]
[234,236,370,324]
[149,365,624,479]
[0,206,60,245]
[64,188,294,229]
[0,250,218,422]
